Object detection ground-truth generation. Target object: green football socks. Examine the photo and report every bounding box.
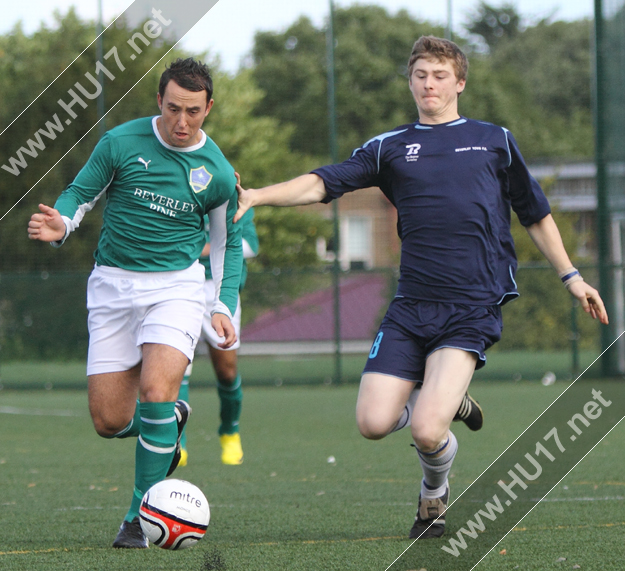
[217,374,242,436]
[108,400,141,439]
[124,401,178,523]
[178,374,190,450]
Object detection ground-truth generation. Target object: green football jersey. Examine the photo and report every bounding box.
[200,207,259,291]
[54,116,242,316]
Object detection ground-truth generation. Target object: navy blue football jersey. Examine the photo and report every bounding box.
[312,117,551,306]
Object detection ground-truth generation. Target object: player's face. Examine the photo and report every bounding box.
[409,57,466,124]
[157,80,213,147]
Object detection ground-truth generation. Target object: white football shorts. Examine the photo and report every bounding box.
[201,279,241,351]
[86,262,205,375]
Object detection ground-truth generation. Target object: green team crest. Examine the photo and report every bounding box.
[189,166,213,193]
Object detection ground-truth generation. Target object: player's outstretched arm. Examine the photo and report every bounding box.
[526,214,609,325]
[28,204,66,243]
[212,313,237,349]
[234,174,327,223]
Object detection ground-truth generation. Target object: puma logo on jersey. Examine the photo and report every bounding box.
[137,157,152,170]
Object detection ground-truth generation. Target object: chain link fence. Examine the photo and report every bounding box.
[0,265,603,389]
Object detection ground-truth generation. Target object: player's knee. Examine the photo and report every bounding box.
[140,386,176,404]
[91,412,126,438]
[214,360,238,384]
[215,367,238,385]
[356,412,391,440]
[411,422,447,453]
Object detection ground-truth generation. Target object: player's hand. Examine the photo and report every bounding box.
[28,204,66,242]
[211,313,237,349]
[568,280,609,325]
[234,171,254,223]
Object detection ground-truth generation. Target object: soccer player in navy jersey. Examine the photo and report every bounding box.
[234,36,608,539]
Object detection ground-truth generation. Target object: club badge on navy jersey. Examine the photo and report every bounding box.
[189,166,213,193]
[405,143,421,162]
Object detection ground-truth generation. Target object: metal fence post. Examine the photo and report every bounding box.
[327,0,341,384]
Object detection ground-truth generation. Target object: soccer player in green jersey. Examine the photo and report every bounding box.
[28,58,242,548]
[178,208,259,466]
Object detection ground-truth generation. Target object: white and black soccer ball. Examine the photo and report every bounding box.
[139,479,210,550]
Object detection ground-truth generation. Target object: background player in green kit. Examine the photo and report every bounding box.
[178,207,259,466]
[27,58,242,548]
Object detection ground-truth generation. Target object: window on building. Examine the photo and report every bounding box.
[341,216,373,270]
[316,216,374,270]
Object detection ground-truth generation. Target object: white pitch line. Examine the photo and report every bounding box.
[540,495,625,503]
[0,406,82,417]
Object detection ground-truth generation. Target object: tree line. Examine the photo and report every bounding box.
[0,2,595,274]
[0,3,600,358]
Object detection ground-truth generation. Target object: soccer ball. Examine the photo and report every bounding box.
[139,479,210,550]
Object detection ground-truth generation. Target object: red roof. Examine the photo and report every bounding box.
[242,273,390,342]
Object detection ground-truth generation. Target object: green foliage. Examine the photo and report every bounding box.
[465,7,594,159]
[467,2,522,50]
[0,9,183,272]
[250,207,331,270]
[0,5,604,358]
[251,6,443,159]
[0,273,89,360]
[203,67,332,274]
[497,208,599,352]
[204,69,318,188]
[491,19,593,119]
[454,48,593,160]
[250,5,594,162]
[0,10,327,274]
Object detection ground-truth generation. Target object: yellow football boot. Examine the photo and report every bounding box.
[220,433,243,465]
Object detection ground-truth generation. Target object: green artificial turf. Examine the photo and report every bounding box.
[0,382,623,570]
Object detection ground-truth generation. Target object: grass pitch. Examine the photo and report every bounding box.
[1,381,624,571]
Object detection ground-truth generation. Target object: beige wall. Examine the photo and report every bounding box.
[302,187,400,269]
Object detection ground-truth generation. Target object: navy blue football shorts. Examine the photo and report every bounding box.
[363,297,503,382]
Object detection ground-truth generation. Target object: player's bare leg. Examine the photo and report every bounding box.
[88,365,141,438]
[409,348,477,539]
[356,373,417,440]
[411,348,476,449]
[139,343,189,403]
[89,343,191,548]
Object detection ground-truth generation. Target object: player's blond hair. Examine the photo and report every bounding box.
[407,36,468,81]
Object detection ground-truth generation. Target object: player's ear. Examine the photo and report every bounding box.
[204,98,214,118]
[157,92,163,111]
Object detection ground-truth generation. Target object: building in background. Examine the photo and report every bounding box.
[306,161,599,269]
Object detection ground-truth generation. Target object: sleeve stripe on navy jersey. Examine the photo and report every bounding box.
[502,127,512,167]
[352,128,408,173]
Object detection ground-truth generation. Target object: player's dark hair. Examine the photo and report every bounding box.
[159,58,213,104]
[407,36,468,82]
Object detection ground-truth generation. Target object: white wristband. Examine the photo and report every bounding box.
[558,267,584,290]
